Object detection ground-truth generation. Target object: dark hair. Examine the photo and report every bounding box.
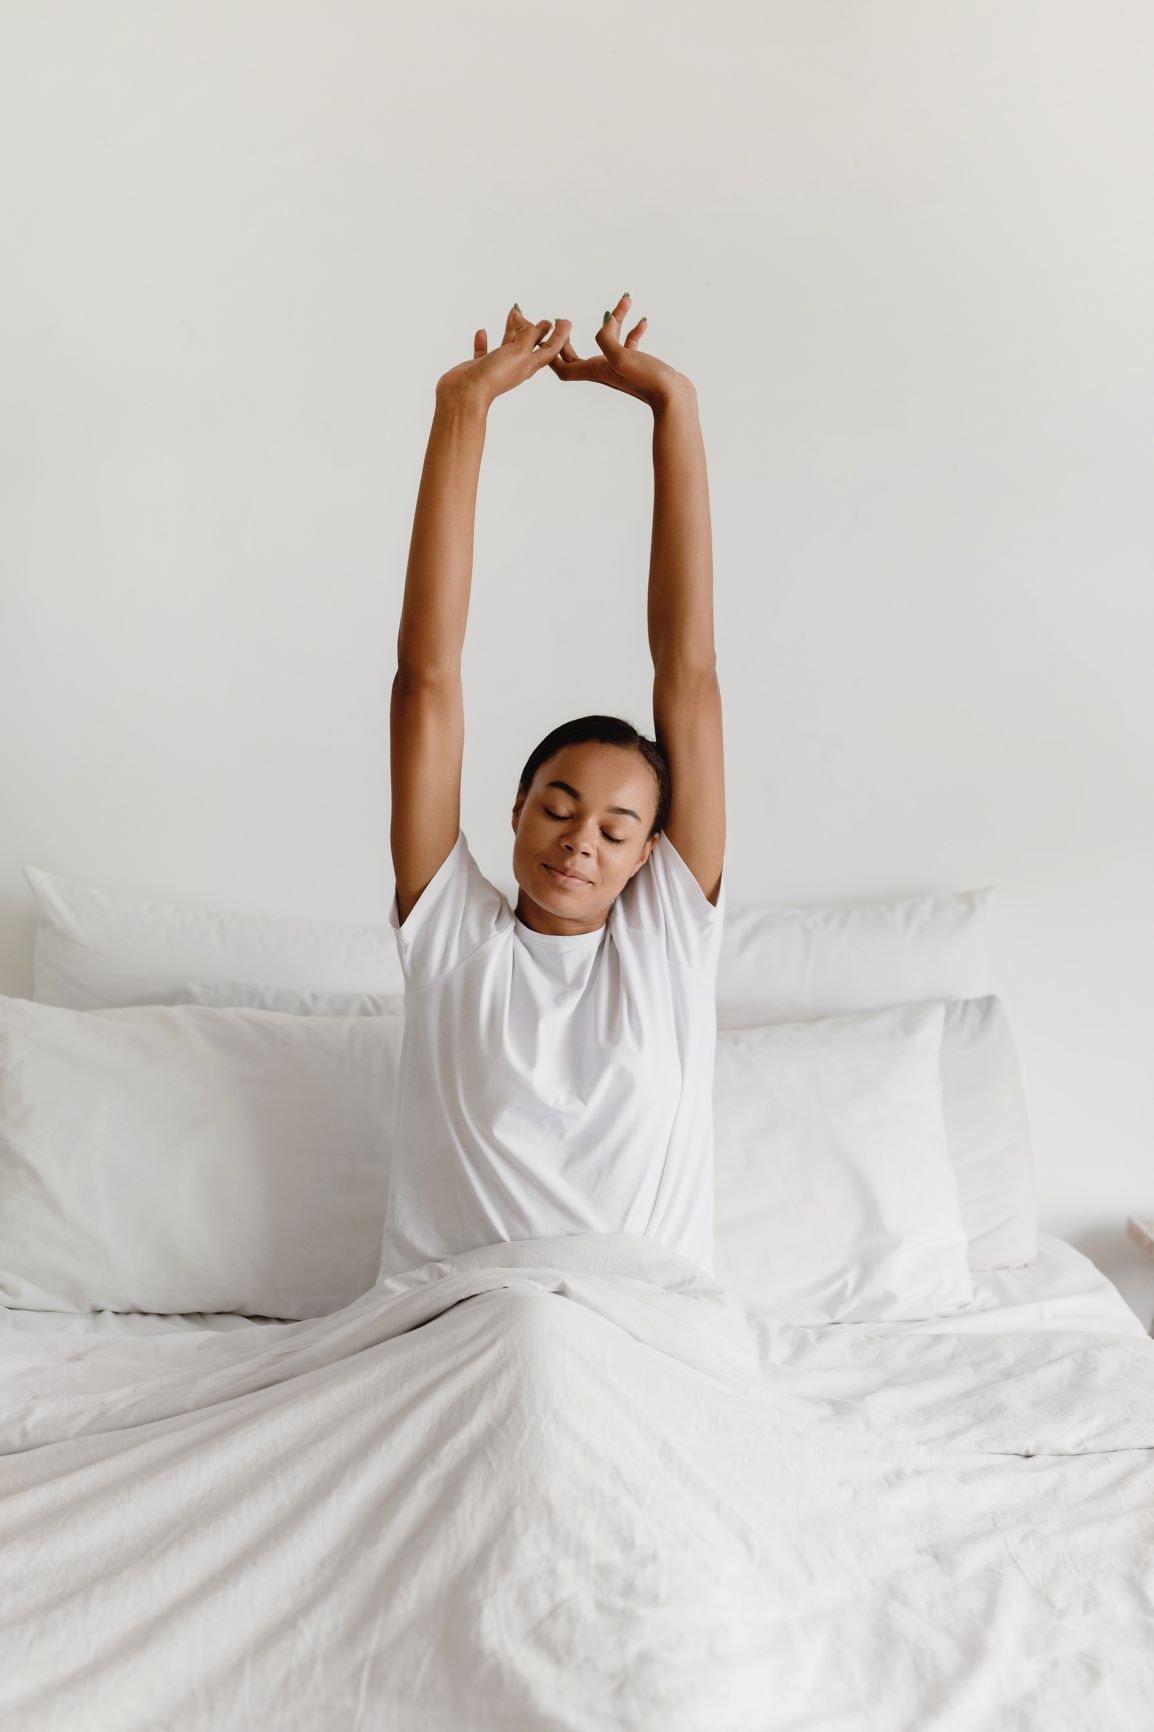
[518,714,670,840]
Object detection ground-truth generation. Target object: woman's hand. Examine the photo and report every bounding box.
[436,306,572,411]
[549,294,692,410]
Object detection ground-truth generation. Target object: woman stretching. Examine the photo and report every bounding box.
[382,294,726,1282]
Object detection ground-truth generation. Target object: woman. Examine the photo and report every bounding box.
[382,294,726,1283]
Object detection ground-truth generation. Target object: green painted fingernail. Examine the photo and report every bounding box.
[603,310,610,323]
[514,302,522,313]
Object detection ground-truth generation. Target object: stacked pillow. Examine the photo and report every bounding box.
[712,1002,970,1323]
[23,863,405,1010]
[5,862,1037,1323]
[711,884,1037,1308]
[0,995,403,1317]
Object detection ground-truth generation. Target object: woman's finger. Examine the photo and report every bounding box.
[548,333,587,379]
[623,316,647,351]
[474,329,488,357]
[595,292,632,356]
[533,318,571,368]
[548,348,573,379]
[550,356,593,382]
[547,336,583,374]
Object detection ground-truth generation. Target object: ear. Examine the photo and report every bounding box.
[511,791,526,832]
[628,833,658,877]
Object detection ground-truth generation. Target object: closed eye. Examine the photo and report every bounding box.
[544,808,626,845]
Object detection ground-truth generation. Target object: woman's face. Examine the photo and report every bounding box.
[511,742,659,935]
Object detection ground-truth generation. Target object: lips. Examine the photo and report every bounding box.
[544,863,590,886]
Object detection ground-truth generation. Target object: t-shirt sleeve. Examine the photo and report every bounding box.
[388,829,506,992]
[624,831,726,975]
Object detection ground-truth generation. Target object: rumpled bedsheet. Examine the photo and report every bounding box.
[2,1232,1153,1732]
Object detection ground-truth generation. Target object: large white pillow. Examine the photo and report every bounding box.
[23,864,405,1010]
[718,885,995,1014]
[719,994,1035,1269]
[716,884,1037,1270]
[0,994,403,1317]
[712,1001,975,1324]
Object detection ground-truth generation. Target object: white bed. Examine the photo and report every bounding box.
[5,874,1153,1729]
[3,1230,1153,1732]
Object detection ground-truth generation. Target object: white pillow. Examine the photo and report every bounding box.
[719,994,1036,1269]
[712,1001,975,1324]
[715,884,1036,1270]
[718,885,995,1014]
[0,994,403,1317]
[180,979,407,1018]
[23,864,405,1010]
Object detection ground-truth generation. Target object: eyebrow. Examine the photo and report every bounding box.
[545,780,642,823]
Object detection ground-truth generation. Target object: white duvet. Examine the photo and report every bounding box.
[3,1233,1153,1732]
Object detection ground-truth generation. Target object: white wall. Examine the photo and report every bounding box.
[2,3,1152,1322]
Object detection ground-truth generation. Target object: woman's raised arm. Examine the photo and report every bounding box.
[550,295,725,904]
[395,307,570,681]
[646,379,725,906]
[390,309,571,924]
[394,390,488,684]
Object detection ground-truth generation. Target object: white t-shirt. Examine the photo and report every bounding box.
[380,828,725,1280]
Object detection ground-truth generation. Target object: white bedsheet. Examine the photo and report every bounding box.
[2,1232,1153,1731]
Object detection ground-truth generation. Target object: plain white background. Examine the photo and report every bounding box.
[1,3,1151,1320]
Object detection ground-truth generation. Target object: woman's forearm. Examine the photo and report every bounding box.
[395,387,489,683]
[647,386,716,678]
